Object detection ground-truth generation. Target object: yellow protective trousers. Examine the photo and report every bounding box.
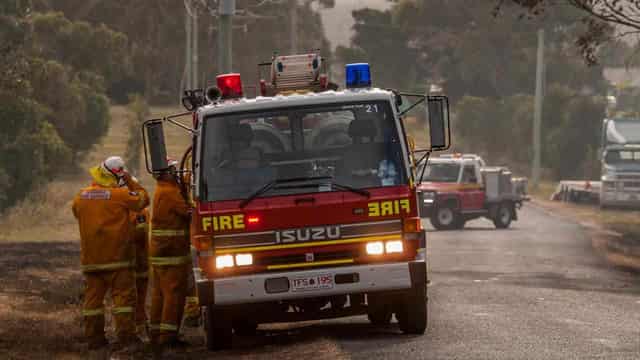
[83,269,136,345]
[149,263,188,344]
[135,274,148,326]
[183,264,200,321]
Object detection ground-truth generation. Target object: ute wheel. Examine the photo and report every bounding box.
[493,203,513,229]
[395,282,428,334]
[233,319,258,336]
[204,305,232,351]
[430,205,460,230]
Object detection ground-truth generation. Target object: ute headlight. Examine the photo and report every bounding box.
[385,240,404,254]
[366,242,384,255]
[235,253,253,266]
[216,255,234,269]
[423,191,436,204]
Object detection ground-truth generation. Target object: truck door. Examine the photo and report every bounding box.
[460,165,485,211]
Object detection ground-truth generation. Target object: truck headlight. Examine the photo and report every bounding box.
[235,253,253,266]
[385,240,403,253]
[216,255,234,269]
[366,242,384,255]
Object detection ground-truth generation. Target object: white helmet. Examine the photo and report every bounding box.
[102,156,126,178]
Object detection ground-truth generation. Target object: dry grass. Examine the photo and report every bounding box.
[0,105,191,242]
[530,186,640,243]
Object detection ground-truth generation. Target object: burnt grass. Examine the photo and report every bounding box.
[0,241,87,359]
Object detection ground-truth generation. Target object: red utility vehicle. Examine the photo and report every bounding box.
[143,53,452,350]
[417,154,526,230]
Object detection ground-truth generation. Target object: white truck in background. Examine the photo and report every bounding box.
[600,118,640,208]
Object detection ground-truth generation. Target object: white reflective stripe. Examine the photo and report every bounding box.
[159,323,178,331]
[136,223,148,230]
[83,308,104,316]
[135,271,149,279]
[81,261,133,272]
[112,306,134,314]
[149,256,190,266]
[151,229,186,237]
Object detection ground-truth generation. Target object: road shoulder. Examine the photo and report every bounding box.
[530,199,640,272]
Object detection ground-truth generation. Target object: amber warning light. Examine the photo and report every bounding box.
[217,73,243,99]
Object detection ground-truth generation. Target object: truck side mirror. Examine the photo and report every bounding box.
[426,96,451,151]
[144,120,169,172]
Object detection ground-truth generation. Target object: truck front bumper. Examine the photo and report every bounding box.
[196,261,426,306]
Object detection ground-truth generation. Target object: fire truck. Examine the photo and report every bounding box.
[143,53,451,350]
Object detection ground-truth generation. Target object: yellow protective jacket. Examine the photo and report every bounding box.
[149,178,191,266]
[72,179,150,273]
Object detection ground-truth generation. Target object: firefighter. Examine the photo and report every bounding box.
[132,207,150,339]
[149,159,191,350]
[183,171,200,328]
[72,156,149,350]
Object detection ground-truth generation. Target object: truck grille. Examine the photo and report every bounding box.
[256,250,356,269]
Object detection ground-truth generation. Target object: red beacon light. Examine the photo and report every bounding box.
[217,73,243,99]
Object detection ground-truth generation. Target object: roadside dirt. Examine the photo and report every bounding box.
[531,199,640,272]
[0,241,85,359]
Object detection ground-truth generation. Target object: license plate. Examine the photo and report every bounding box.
[290,274,334,292]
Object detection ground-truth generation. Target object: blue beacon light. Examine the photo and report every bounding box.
[345,63,371,88]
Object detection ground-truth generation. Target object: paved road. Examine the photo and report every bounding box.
[184,205,640,360]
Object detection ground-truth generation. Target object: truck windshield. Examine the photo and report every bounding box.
[604,150,640,164]
[421,163,460,182]
[200,101,407,201]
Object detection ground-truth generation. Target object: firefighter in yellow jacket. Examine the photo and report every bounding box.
[72,156,149,350]
[131,207,150,338]
[149,159,191,349]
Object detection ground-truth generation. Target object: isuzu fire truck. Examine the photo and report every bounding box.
[143,53,451,350]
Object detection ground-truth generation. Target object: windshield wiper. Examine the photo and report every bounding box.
[329,181,370,198]
[239,176,332,208]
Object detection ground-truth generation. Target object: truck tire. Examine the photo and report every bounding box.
[204,305,233,351]
[395,282,428,334]
[493,203,513,229]
[430,205,460,230]
[367,293,392,325]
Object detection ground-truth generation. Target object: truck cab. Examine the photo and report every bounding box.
[143,56,451,350]
[600,118,640,208]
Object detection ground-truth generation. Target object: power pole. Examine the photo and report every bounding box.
[218,0,235,73]
[192,11,199,87]
[289,0,298,53]
[532,29,545,189]
[185,8,193,89]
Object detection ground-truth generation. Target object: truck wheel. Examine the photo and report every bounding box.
[395,282,428,334]
[367,293,392,325]
[233,319,258,336]
[430,205,459,230]
[204,305,232,350]
[367,308,392,325]
[493,203,512,229]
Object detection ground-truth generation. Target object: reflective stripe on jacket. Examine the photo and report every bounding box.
[73,179,149,269]
[149,179,191,258]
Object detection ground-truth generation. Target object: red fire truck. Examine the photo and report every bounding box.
[143,53,451,350]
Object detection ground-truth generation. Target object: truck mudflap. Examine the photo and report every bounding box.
[196,261,425,306]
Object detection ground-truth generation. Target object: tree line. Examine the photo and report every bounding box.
[1,0,332,212]
[336,1,633,180]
